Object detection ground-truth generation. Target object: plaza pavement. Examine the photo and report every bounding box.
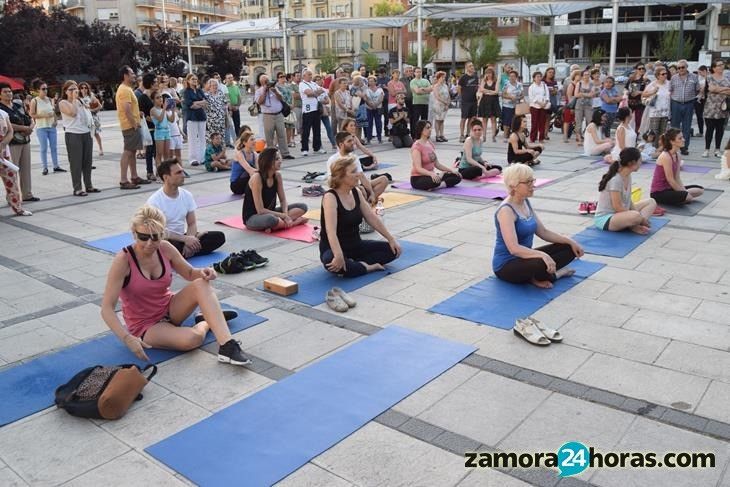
[0,108,729,487]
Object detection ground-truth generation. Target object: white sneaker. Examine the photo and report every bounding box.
[702,150,709,158]
[715,150,722,158]
[316,149,327,154]
[715,168,730,180]
[301,150,309,156]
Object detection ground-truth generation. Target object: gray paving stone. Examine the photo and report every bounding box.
[660,409,709,433]
[592,266,670,291]
[313,423,467,487]
[315,294,413,326]
[275,463,354,487]
[514,369,556,388]
[635,259,726,284]
[695,381,730,424]
[394,364,478,417]
[417,371,550,446]
[532,295,638,329]
[581,388,628,408]
[624,308,730,352]
[569,354,710,409]
[691,300,730,324]
[560,319,668,364]
[431,430,482,455]
[63,451,185,487]
[0,467,28,487]
[0,409,129,486]
[457,469,533,487]
[399,418,446,442]
[618,398,654,415]
[0,325,78,363]
[662,277,730,305]
[656,341,730,383]
[548,378,590,397]
[704,421,730,441]
[598,285,702,317]
[374,409,411,429]
[509,467,561,487]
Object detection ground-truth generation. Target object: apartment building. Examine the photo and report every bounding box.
[55,0,240,67]
[241,0,399,76]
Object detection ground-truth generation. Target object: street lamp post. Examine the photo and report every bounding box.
[278,0,290,73]
[186,22,193,74]
[162,0,168,30]
[678,4,686,59]
[416,0,423,68]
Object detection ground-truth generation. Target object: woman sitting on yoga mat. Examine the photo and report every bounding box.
[410,120,461,190]
[101,205,252,366]
[595,147,657,234]
[230,132,257,195]
[243,147,308,232]
[583,109,614,160]
[458,119,502,180]
[320,156,401,277]
[507,116,543,166]
[650,128,705,205]
[493,164,584,289]
[341,117,379,170]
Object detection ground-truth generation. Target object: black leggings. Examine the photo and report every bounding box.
[392,134,413,149]
[170,231,226,257]
[410,173,461,190]
[508,146,543,165]
[695,101,705,134]
[459,163,503,180]
[230,174,250,195]
[651,185,703,206]
[704,118,726,151]
[320,240,398,277]
[495,243,575,284]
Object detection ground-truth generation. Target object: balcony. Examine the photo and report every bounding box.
[242,0,263,6]
[291,48,308,59]
[64,0,85,8]
[137,17,160,26]
[136,0,157,7]
[540,18,698,36]
[180,1,237,16]
[271,47,285,60]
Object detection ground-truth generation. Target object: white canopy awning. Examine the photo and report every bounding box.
[403,2,607,19]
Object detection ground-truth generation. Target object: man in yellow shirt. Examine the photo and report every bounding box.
[115,65,150,189]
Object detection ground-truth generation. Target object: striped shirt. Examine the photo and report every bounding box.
[669,73,699,103]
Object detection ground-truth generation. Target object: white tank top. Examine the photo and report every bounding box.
[61,100,91,134]
[33,97,55,129]
[610,124,637,162]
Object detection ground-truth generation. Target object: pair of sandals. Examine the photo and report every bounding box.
[74,188,101,197]
[513,317,562,346]
[325,287,356,313]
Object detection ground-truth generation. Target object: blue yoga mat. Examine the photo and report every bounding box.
[273,241,449,306]
[572,217,669,258]
[363,162,396,171]
[146,325,475,487]
[86,233,226,267]
[0,306,266,426]
[429,259,606,329]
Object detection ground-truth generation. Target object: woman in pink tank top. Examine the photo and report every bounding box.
[650,128,704,206]
[101,205,252,366]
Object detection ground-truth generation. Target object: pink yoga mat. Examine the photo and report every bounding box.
[215,216,316,243]
[477,175,554,187]
[393,182,506,199]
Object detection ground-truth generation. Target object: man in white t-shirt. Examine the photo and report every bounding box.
[147,158,225,257]
[326,131,388,204]
[299,69,327,156]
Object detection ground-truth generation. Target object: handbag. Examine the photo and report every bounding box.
[247,102,260,116]
[515,102,530,116]
[139,121,153,147]
[281,100,291,117]
[566,97,577,110]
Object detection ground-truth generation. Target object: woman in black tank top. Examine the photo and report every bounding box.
[242,148,308,232]
[320,155,401,277]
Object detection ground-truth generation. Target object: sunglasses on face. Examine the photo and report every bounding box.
[136,231,162,242]
[40,87,47,91]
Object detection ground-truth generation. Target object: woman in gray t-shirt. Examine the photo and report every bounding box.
[594,147,657,233]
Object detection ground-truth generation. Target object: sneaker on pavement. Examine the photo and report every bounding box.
[703,150,710,158]
[715,168,730,180]
[301,150,309,156]
[316,149,328,154]
[578,201,589,214]
[241,249,269,267]
[715,150,722,158]
[587,201,597,214]
[195,310,239,324]
[218,339,252,366]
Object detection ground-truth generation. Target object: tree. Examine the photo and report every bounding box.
[590,45,606,66]
[653,30,695,61]
[318,50,339,74]
[86,21,143,85]
[205,41,246,77]
[406,46,436,67]
[143,27,186,77]
[373,0,405,16]
[463,32,501,69]
[428,0,493,41]
[516,32,549,75]
[361,52,380,74]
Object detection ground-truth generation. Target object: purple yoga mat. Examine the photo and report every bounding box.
[393,182,506,199]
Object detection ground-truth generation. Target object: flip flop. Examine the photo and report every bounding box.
[73,190,88,197]
[513,319,551,346]
[523,317,563,343]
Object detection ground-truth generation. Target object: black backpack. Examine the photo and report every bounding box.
[55,364,157,420]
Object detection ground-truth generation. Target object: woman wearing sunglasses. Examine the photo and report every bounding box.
[101,205,252,366]
[78,83,104,157]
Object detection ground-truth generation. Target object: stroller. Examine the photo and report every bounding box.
[552,106,574,139]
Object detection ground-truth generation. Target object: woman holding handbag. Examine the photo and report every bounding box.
[528,71,551,143]
[641,66,671,145]
[59,80,98,196]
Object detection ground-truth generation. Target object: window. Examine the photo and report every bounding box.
[294,9,302,18]
[316,7,325,18]
[98,8,118,20]
[369,33,373,49]
[317,33,327,51]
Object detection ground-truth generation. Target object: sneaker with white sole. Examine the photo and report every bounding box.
[316,149,328,154]
[301,150,309,156]
[218,339,252,366]
[716,150,722,158]
[715,168,730,180]
[578,201,589,214]
[702,150,709,158]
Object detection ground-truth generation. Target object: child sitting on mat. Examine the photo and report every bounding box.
[594,147,657,234]
[493,164,584,289]
[320,155,401,277]
[458,119,502,180]
[204,132,232,172]
[242,147,308,232]
[410,120,462,190]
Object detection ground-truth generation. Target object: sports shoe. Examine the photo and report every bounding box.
[42,168,48,175]
[715,150,722,158]
[316,149,328,154]
[715,168,730,180]
[213,253,255,274]
[283,155,296,160]
[53,167,67,173]
[218,339,252,366]
[302,185,326,197]
[240,249,269,267]
[301,150,309,156]
[195,310,239,324]
[191,160,200,166]
[702,150,709,158]
[587,202,597,214]
[578,201,589,214]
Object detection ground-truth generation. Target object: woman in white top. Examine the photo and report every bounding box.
[79,83,104,157]
[527,71,551,143]
[640,66,671,143]
[428,71,451,143]
[29,79,62,175]
[58,80,97,196]
[610,107,636,162]
[584,109,614,159]
[364,75,385,144]
[334,78,354,127]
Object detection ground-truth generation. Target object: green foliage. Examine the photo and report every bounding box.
[318,50,339,74]
[87,21,143,85]
[205,41,246,78]
[373,0,405,17]
[427,0,493,40]
[362,52,380,74]
[515,32,549,72]
[406,46,436,67]
[590,45,606,65]
[653,30,695,61]
[463,32,501,68]
[143,27,186,77]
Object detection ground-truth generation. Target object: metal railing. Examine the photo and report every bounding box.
[291,49,308,59]
[539,12,704,26]
[64,0,85,7]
